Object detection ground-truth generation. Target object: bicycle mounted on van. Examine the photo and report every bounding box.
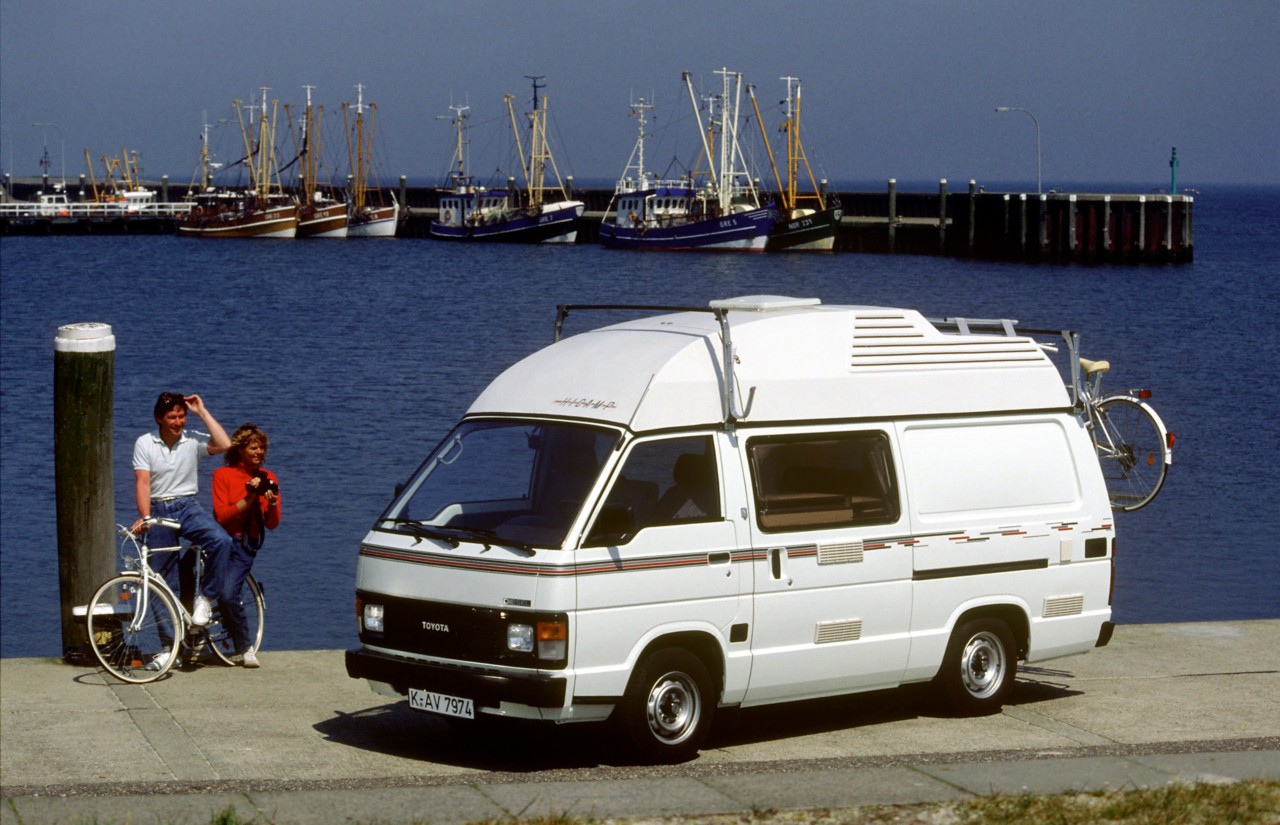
[346,296,1172,762]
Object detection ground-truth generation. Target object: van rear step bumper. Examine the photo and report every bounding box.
[345,648,566,708]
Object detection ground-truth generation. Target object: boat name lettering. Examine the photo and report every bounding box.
[553,397,618,410]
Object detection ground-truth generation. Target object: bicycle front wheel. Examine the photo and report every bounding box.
[206,574,266,665]
[1094,395,1170,511]
[87,573,181,684]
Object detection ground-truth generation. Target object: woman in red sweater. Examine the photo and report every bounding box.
[212,424,280,668]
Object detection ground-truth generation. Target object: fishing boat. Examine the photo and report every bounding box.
[598,69,775,252]
[178,89,299,239]
[287,86,348,238]
[430,78,584,243]
[750,76,843,251]
[85,148,158,213]
[343,84,400,238]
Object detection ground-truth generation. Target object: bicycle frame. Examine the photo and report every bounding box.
[115,523,185,632]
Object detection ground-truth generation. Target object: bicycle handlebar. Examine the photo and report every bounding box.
[118,516,182,537]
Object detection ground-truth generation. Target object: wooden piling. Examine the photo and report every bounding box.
[967,180,977,253]
[937,179,947,252]
[54,323,116,662]
[887,178,897,252]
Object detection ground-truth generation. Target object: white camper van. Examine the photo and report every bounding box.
[347,296,1120,762]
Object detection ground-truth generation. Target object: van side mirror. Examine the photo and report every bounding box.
[589,504,637,546]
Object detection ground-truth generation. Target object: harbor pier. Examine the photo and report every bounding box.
[2,176,1193,262]
[399,179,1193,262]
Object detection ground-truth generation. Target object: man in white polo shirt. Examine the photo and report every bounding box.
[132,392,235,649]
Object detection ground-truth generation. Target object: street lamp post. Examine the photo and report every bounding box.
[33,121,66,187]
[995,107,1040,195]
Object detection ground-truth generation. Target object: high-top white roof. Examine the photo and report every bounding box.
[469,296,1070,432]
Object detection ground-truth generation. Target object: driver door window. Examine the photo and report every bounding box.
[586,435,720,545]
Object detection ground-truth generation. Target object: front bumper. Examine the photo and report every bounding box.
[345,647,567,709]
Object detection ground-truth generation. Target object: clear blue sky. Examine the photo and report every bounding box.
[2,0,1276,191]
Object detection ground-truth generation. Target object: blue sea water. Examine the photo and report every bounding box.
[2,185,1278,658]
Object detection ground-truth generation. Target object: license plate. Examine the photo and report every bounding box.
[408,687,475,720]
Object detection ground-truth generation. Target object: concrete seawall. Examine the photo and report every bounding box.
[2,619,1276,824]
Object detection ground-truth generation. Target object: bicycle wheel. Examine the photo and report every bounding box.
[206,574,266,665]
[87,573,182,684]
[1094,395,1169,511]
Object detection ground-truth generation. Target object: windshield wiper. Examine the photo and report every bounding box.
[445,526,537,557]
[381,518,459,548]
[381,519,536,556]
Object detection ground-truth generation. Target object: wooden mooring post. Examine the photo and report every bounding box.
[54,323,116,662]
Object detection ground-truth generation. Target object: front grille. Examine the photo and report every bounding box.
[358,591,567,669]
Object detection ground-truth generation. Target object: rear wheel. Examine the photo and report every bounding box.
[87,574,181,684]
[207,574,266,665]
[937,618,1017,715]
[619,648,715,763]
[1094,396,1169,511]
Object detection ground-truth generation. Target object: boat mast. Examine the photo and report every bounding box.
[199,116,212,192]
[619,96,653,191]
[442,103,470,187]
[684,72,719,197]
[344,84,370,211]
[781,76,826,211]
[301,84,317,201]
[527,76,547,207]
[719,69,735,213]
[748,83,786,207]
[505,93,529,204]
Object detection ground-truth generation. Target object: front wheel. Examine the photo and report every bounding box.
[936,618,1017,715]
[1094,396,1169,511]
[87,573,181,684]
[618,648,716,763]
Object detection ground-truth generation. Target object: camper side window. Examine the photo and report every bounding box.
[585,435,721,546]
[748,431,900,532]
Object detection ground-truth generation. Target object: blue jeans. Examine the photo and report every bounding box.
[220,534,259,654]
[149,495,234,623]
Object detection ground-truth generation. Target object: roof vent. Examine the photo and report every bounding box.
[709,295,821,312]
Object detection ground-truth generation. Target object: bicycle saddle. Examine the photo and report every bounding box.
[1079,357,1111,375]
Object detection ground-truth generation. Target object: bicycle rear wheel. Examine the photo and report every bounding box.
[1094,395,1170,511]
[206,574,266,665]
[87,573,181,684]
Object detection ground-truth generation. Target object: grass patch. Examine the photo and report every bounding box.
[951,779,1280,824]
[470,781,1280,825]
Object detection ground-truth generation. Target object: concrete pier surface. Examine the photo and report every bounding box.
[3,620,1277,824]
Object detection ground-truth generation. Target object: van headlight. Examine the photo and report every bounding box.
[507,623,534,653]
[363,603,385,633]
[507,620,567,660]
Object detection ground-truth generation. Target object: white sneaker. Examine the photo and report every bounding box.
[239,649,260,668]
[191,596,212,626]
[143,648,173,672]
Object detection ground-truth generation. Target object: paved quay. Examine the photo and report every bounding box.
[2,619,1278,824]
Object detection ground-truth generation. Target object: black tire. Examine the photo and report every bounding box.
[619,648,715,763]
[207,574,266,665]
[936,618,1017,715]
[1094,396,1169,511]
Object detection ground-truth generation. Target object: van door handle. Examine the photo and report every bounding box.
[708,551,731,565]
[770,547,784,580]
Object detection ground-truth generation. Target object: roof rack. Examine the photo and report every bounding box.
[928,317,1084,410]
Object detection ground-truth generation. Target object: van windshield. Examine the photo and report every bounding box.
[381,420,619,549]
